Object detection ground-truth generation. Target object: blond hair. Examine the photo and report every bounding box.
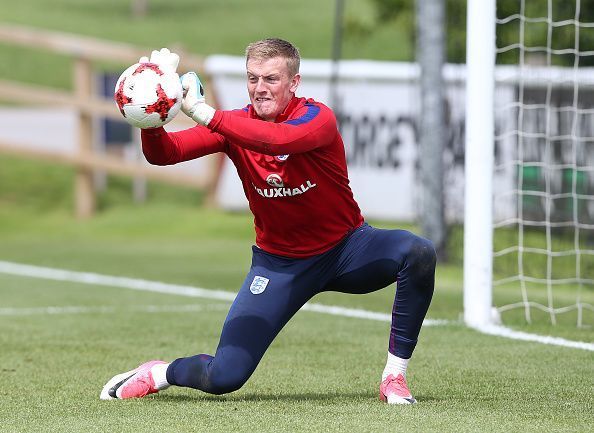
[245,38,300,77]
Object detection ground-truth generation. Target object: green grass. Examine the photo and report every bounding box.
[1,155,593,432]
[0,0,410,60]
[0,0,412,91]
[0,242,593,432]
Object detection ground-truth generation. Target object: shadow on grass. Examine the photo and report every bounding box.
[159,391,372,403]
[157,391,443,404]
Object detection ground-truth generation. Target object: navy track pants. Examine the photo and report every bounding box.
[166,223,436,395]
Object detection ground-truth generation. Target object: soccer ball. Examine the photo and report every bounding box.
[114,62,183,129]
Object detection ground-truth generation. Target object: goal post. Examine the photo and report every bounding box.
[464,0,594,331]
[463,0,496,328]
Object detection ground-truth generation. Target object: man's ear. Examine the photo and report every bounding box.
[290,74,301,93]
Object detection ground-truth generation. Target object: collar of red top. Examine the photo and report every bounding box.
[247,96,303,123]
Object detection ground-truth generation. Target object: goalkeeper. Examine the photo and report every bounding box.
[101,40,436,405]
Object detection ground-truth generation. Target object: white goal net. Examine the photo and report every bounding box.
[465,0,594,328]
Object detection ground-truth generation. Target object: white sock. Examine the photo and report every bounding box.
[382,352,410,381]
[151,363,171,390]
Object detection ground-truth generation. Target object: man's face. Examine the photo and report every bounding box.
[246,56,300,122]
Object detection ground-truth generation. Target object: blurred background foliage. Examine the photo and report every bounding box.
[4,0,594,92]
[365,0,594,65]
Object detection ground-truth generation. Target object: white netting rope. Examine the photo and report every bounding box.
[492,0,594,326]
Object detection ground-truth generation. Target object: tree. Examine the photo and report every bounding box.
[366,0,594,66]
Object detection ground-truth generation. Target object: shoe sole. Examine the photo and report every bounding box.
[99,367,138,400]
[380,391,417,405]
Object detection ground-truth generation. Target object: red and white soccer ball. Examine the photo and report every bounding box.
[114,62,183,129]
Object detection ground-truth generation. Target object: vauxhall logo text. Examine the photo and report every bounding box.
[253,180,317,198]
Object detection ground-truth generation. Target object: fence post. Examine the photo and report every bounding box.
[74,57,96,218]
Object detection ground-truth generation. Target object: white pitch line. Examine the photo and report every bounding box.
[1,261,592,351]
[474,324,594,352]
[0,260,444,326]
[2,261,591,352]
[0,304,228,316]
[300,302,452,325]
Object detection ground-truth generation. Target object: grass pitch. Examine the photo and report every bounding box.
[1,262,593,433]
[0,156,593,432]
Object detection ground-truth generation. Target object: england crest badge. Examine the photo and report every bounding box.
[250,276,269,294]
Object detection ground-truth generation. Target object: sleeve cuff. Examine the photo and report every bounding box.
[192,104,216,126]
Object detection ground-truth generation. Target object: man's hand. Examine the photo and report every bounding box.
[181,72,205,112]
[180,72,215,126]
[139,48,179,74]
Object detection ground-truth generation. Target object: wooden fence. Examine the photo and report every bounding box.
[0,23,220,218]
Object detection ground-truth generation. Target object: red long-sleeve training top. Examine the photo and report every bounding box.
[141,96,364,258]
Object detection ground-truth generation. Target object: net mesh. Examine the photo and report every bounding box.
[492,0,594,326]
